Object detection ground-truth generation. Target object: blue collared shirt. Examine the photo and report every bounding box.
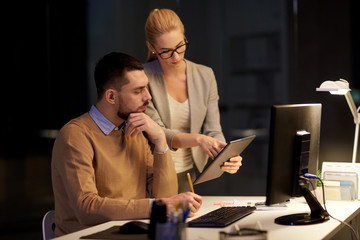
[89,105,168,153]
[89,105,168,154]
[89,105,124,135]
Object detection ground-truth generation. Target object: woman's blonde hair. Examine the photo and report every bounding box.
[145,8,185,62]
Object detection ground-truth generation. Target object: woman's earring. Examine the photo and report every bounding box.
[152,52,155,54]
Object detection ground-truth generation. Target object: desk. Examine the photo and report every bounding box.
[52,196,360,240]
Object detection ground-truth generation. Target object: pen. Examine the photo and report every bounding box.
[187,172,194,193]
[183,208,190,222]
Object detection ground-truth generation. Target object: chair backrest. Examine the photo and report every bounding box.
[42,210,55,240]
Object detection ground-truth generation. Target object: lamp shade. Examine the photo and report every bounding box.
[316,79,351,95]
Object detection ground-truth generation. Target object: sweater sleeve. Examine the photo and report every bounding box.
[147,149,178,198]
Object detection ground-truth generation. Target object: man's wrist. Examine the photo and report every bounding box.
[154,145,169,154]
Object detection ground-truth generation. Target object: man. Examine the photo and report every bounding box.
[51,52,202,236]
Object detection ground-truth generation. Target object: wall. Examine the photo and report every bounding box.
[292,0,355,165]
[2,1,88,239]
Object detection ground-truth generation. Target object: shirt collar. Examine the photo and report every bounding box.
[89,105,125,135]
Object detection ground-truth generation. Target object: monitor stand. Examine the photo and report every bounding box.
[275,187,330,225]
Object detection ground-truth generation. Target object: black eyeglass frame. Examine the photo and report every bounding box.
[151,39,189,59]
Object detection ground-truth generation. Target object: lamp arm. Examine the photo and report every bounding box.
[344,92,360,124]
[353,122,359,164]
[344,92,360,163]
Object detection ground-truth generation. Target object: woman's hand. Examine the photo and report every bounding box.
[221,155,243,174]
[196,135,226,159]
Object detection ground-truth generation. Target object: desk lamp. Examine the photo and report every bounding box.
[316,79,360,163]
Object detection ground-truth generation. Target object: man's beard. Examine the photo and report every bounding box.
[117,108,130,120]
[116,101,149,120]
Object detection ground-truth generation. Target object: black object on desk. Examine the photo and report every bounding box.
[149,200,167,240]
[80,226,148,240]
[187,206,256,228]
[118,221,149,234]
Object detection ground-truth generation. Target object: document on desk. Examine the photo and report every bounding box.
[213,199,288,211]
[322,162,360,200]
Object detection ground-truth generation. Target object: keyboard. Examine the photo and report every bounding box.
[187,206,256,228]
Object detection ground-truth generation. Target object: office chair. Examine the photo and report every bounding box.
[42,210,55,240]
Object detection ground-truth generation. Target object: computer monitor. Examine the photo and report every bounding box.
[265,103,329,225]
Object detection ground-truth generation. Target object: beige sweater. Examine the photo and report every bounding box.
[51,112,177,236]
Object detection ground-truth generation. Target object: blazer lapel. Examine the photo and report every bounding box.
[151,61,172,128]
[186,60,196,133]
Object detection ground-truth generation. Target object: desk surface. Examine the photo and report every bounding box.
[52,196,360,240]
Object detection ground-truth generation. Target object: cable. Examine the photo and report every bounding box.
[303,173,359,240]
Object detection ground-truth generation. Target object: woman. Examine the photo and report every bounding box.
[144,8,242,193]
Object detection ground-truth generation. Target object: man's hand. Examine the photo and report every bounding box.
[157,192,202,217]
[125,113,167,152]
[196,135,227,159]
[221,155,243,174]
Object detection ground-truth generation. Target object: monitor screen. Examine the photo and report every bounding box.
[265,103,329,225]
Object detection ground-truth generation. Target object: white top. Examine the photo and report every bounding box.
[167,93,193,173]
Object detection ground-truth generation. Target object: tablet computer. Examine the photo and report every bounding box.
[193,135,256,185]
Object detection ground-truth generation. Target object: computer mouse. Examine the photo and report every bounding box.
[118,220,149,234]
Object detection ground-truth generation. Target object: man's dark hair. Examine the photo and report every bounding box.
[94,52,144,100]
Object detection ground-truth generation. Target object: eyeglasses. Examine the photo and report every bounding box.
[152,39,189,59]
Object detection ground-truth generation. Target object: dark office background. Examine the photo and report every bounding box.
[1,0,359,239]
